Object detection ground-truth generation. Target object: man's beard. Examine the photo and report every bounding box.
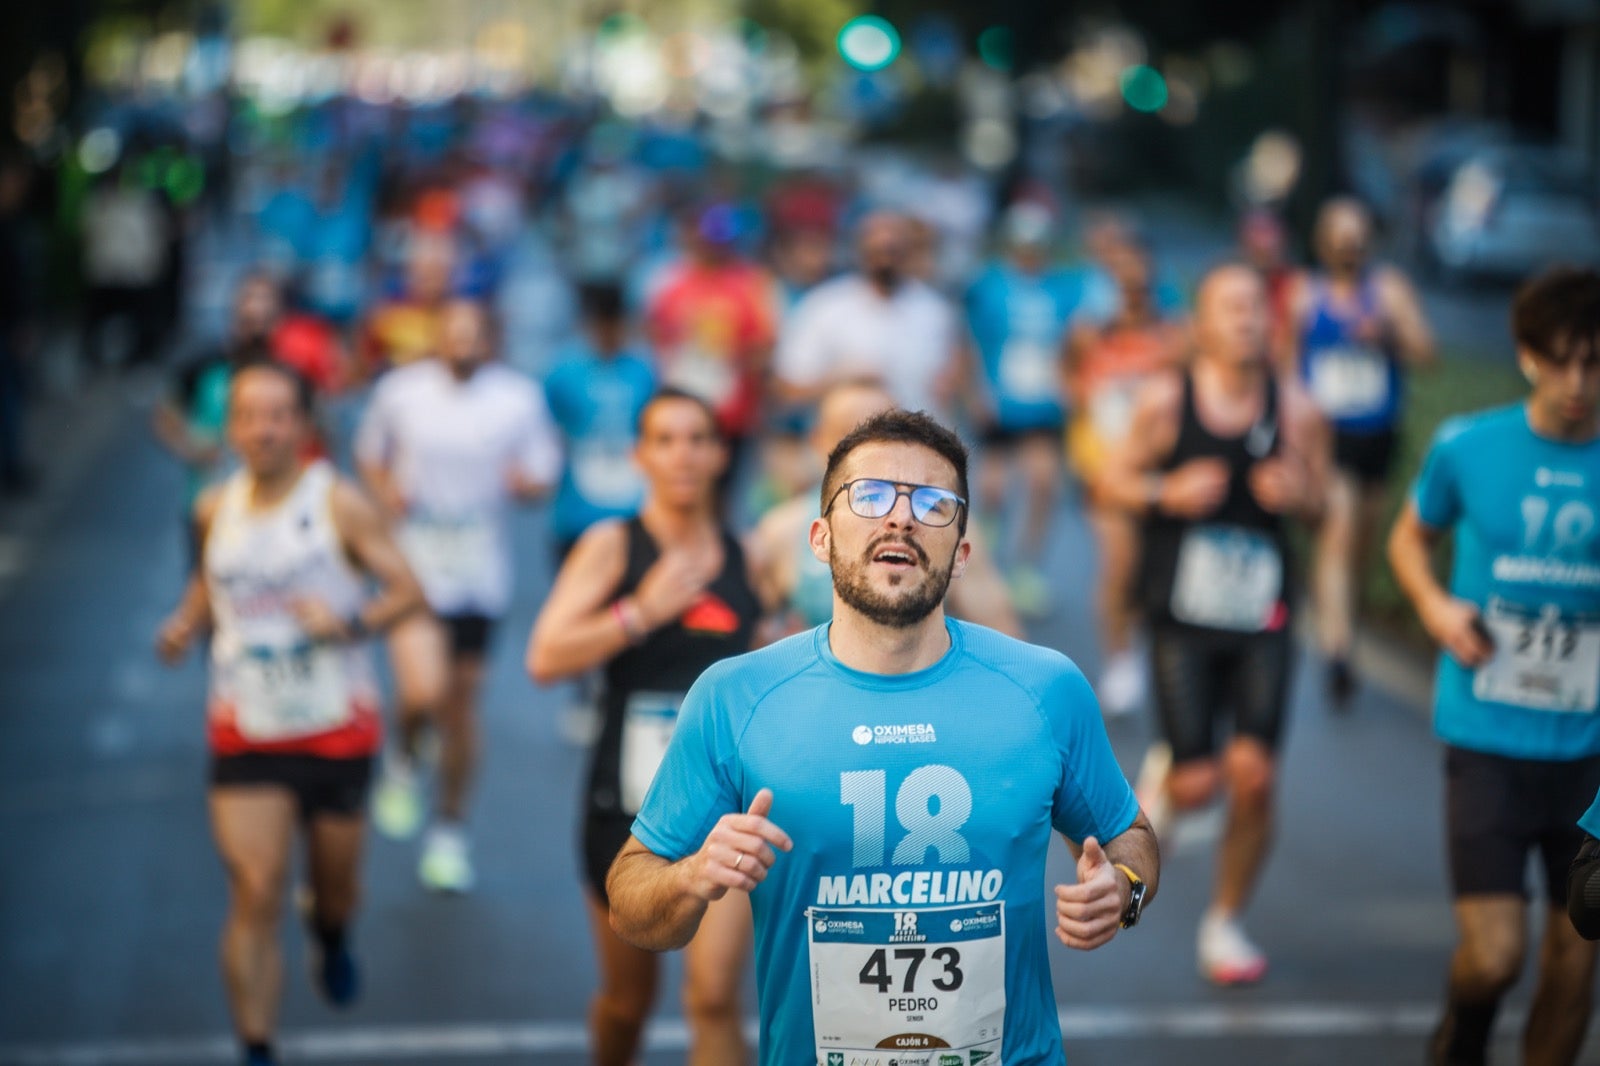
[830,534,956,628]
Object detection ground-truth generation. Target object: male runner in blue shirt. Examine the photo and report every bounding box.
[1390,267,1600,1066]
[607,408,1158,1065]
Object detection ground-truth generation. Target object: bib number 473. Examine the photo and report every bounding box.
[858,946,964,994]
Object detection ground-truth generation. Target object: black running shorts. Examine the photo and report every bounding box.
[1332,426,1398,486]
[1445,745,1600,904]
[580,808,636,906]
[1150,624,1294,764]
[210,753,374,822]
[440,612,496,658]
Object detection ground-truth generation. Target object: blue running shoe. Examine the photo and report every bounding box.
[313,941,360,1008]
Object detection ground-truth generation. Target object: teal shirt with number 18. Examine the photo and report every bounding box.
[1410,404,1600,760]
[632,619,1138,1066]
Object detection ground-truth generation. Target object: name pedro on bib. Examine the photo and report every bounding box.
[817,869,1005,906]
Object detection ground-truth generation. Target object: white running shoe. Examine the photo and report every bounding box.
[1197,910,1267,986]
[1098,650,1147,718]
[1134,741,1172,837]
[418,824,476,894]
[371,756,424,841]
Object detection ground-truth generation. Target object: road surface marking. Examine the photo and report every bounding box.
[0,1002,1501,1064]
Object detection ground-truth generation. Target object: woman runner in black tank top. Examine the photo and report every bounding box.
[1141,371,1293,632]
[589,516,760,846]
[525,389,764,1066]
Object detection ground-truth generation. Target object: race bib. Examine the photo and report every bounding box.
[809,903,1005,1066]
[572,440,643,509]
[309,257,361,313]
[1473,600,1600,713]
[1308,346,1389,418]
[234,642,351,741]
[665,348,737,406]
[402,513,495,589]
[1088,377,1143,441]
[620,690,684,813]
[997,339,1058,403]
[1170,525,1283,632]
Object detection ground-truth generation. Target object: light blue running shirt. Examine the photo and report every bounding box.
[1412,404,1600,760]
[633,619,1139,1066]
[965,264,1080,431]
[544,345,656,545]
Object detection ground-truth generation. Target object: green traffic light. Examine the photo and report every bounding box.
[837,16,901,72]
[1121,65,1168,113]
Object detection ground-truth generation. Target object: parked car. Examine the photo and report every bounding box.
[1428,146,1600,282]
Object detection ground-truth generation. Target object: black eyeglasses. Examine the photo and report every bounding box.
[824,478,967,528]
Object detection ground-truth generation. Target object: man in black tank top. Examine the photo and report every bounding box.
[1099,263,1331,986]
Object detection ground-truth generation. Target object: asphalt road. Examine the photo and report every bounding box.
[0,226,1593,1065]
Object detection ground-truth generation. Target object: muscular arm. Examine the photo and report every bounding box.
[156,491,220,662]
[1378,267,1437,369]
[608,789,794,951]
[330,481,427,634]
[1278,383,1333,526]
[525,521,634,683]
[1387,502,1493,667]
[1092,373,1183,514]
[1055,810,1160,951]
[606,838,715,951]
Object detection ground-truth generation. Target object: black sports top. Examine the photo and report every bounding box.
[588,515,761,817]
[1139,371,1293,632]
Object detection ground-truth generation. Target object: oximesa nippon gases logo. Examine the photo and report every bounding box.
[852,723,937,745]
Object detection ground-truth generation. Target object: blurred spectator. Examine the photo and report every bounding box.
[544,282,656,559]
[360,233,457,376]
[774,211,959,417]
[646,203,778,471]
[151,273,286,559]
[81,163,170,369]
[1237,208,1296,359]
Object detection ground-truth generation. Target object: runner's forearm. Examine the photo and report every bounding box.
[1387,506,1448,620]
[1102,815,1160,903]
[528,603,643,683]
[606,844,710,952]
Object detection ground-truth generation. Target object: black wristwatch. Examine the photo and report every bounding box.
[1115,863,1148,929]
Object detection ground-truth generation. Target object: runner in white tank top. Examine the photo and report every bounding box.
[355,297,560,892]
[157,360,424,1066]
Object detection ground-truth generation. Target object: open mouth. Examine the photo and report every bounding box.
[869,542,924,570]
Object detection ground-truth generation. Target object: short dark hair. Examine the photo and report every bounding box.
[821,409,970,533]
[637,386,723,442]
[231,356,316,418]
[578,281,627,323]
[1513,266,1600,364]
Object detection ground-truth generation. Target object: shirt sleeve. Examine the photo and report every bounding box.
[773,288,831,389]
[511,380,564,486]
[1581,789,1600,838]
[1045,663,1140,844]
[1411,420,1465,531]
[631,665,744,861]
[352,379,395,468]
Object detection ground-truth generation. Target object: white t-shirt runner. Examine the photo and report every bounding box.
[356,360,561,617]
[776,275,957,417]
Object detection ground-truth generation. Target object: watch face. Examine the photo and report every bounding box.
[1122,880,1147,928]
